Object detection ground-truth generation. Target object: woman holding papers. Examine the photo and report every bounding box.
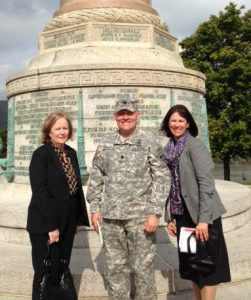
[161,105,230,300]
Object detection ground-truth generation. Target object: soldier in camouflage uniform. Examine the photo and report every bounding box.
[86,99,170,300]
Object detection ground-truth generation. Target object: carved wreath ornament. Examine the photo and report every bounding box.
[44,8,168,32]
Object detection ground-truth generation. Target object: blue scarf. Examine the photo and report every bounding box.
[164,132,189,215]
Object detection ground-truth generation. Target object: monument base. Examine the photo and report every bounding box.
[0,180,250,299]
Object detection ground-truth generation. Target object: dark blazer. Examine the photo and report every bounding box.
[27,142,89,234]
[178,135,226,224]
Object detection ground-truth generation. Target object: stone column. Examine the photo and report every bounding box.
[55,0,157,16]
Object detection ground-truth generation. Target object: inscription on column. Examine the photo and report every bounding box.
[100,27,143,42]
[154,32,175,51]
[14,91,78,177]
[85,87,168,146]
[43,28,86,49]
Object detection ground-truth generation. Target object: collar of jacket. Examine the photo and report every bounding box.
[44,142,79,185]
[114,128,141,145]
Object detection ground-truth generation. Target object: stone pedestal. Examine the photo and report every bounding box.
[6,3,206,184]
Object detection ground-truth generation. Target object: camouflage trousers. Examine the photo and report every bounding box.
[102,218,157,300]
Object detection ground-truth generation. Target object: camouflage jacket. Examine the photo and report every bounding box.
[86,129,170,219]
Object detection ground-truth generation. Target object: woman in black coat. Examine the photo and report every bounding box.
[27,111,89,299]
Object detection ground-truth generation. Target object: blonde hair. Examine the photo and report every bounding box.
[40,111,73,144]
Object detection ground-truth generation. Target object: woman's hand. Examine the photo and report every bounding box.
[195,222,208,242]
[167,221,177,237]
[91,212,102,233]
[48,229,60,244]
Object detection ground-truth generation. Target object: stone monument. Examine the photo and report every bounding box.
[4,0,208,185]
[1,1,251,299]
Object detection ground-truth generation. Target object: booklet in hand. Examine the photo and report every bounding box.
[179,227,196,253]
[97,221,103,246]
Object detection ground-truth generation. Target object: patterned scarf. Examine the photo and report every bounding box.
[50,142,78,196]
[164,132,189,215]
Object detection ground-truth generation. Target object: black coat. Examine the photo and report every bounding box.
[26,142,90,234]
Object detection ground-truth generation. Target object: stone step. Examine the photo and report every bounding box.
[1,218,251,299]
[0,182,250,299]
[158,279,251,300]
[0,181,250,247]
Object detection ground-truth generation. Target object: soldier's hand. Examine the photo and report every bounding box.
[144,214,160,233]
[91,212,102,233]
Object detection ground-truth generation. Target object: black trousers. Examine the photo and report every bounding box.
[29,198,77,293]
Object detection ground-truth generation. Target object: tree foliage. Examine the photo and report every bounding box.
[180,2,251,180]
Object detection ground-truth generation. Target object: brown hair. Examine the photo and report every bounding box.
[40,111,73,144]
[161,104,198,137]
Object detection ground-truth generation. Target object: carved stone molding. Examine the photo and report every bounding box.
[44,8,168,32]
[7,68,206,97]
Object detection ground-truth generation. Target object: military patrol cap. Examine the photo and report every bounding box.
[114,99,138,113]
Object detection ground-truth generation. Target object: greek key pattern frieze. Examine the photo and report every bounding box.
[7,69,205,97]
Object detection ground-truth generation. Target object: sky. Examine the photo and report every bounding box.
[0,0,250,100]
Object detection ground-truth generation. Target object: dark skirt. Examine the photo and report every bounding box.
[174,210,231,289]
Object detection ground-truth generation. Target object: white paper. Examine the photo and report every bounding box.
[179,227,196,253]
[97,221,103,246]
